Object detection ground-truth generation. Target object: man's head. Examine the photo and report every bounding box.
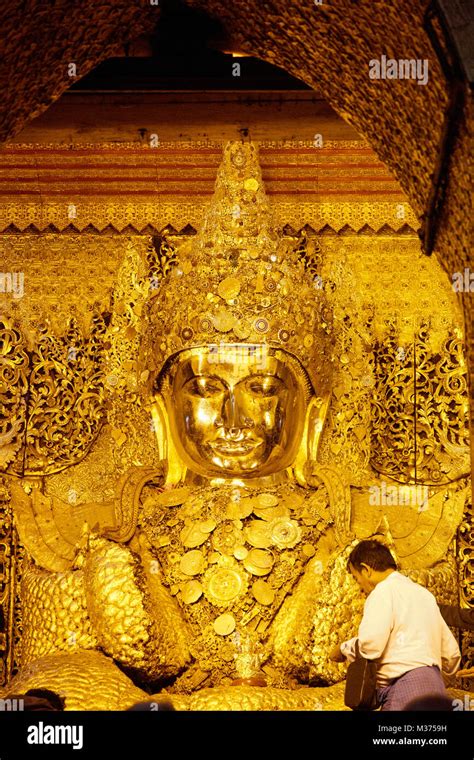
[347,539,397,594]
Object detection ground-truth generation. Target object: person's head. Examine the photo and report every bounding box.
[5,688,66,711]
[347,539,397,594]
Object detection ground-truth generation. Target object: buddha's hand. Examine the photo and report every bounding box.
[83,534,192,679]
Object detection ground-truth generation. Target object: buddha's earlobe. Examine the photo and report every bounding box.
[308,395,330,462]
[292,395,330,486]
[150,394,187,485]
[149,394,167,460]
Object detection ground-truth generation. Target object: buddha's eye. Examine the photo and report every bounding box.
[185,377,225,397]
[246,376,282,396]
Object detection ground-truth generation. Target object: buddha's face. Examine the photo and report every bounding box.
[160,345,309,479]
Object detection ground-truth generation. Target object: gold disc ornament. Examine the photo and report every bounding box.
[199,519,217,533]
[180,522,209,548]
[226,499,253,520]
[212,522,245,555]
[269,518,302,549]
[180,550,206,576]
[181,580,203,604]
[233,546,248,560]
[243,178,259,192]
[253,504,291,522]
[213,613,236,636]
[243,548,274,576]
[252,579,275,606]
[257,493,279,508]
[203,564,247,606]
[244,520,272,548]
[233,320,252,340]
[212,308,236,332]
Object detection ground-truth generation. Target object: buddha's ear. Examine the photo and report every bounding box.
[150,393,187,485]
[293,395,330,485]
[149,394,167,460]
[307,395,330,462]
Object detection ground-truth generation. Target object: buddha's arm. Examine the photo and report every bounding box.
[19,562,98,667]
[270,532,363,684]
[83,534,192,680]
[19,536,192,681]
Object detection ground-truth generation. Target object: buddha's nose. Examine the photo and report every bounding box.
[222,391,240,428]
[216,390,253,430]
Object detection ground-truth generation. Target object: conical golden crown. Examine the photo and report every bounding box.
[143,141,334,395]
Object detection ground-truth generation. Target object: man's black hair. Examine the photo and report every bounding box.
[25,688,65,710]
[347,539,397,573]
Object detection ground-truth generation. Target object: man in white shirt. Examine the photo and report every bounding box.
[329,539,461,710]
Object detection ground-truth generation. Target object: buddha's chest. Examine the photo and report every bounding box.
[139,483,331,635]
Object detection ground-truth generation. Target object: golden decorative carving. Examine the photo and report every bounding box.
[0,478,18,685]
[0,319,29,469]
[0,141,419,235]
[371,323,470,484]
[459,489,474,679]
[460,490,474,610]
[1,314,108,476]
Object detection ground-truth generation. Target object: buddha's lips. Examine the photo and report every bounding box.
[210,440,260,455]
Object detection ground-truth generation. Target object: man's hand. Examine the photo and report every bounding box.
[329,644,345,663]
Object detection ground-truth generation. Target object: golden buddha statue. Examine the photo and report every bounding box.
[2,142,469,710]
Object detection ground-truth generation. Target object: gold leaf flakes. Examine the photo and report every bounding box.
[217,277,241,301]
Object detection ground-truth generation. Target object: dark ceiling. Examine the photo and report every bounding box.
[71,2,309,92]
